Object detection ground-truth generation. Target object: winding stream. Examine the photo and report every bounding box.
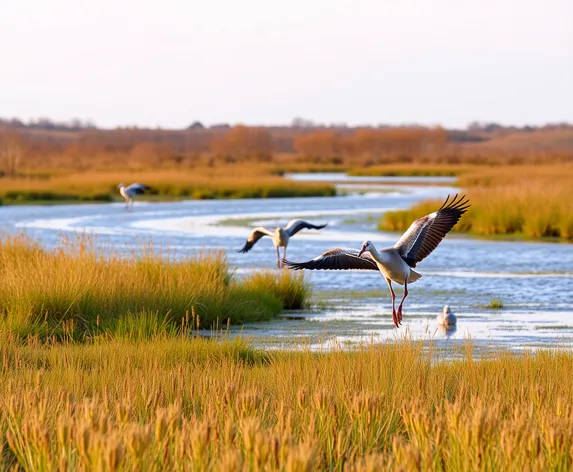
[2,174,572,351]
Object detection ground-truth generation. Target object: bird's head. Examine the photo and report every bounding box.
[358,240,373,257]
[443,305,451,314]
[117,183,124,190]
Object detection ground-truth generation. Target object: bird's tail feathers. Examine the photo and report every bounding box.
[408,269,422,283]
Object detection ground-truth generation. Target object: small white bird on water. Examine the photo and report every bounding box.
[238,219,327,268]
[437,305,457,327]
[117,183,150,208]
[285,194,469,328]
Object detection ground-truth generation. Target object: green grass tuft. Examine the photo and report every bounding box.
[241,270,311,310]
[486,299,505,309]
[0,233,310,341]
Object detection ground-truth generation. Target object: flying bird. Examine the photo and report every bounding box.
[284,194,469,327]
[238,219,327,268]
[118,183,150,207]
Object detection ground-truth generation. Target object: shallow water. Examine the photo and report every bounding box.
[2,174,572,351]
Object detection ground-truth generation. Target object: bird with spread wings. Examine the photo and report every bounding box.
[238,219,327,268]
[284,195,469,327]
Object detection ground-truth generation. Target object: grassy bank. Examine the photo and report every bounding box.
[0,234,309,340]
[1,338,572,470]
[0,168,336,204]
[379,166,573,242]
[348,164,476,177]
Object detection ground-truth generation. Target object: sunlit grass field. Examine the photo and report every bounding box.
[1,235,572,469]
[348,164,475,177]
[1,338,573,470]
[0,234,309,341]
[0,167,336,204]
[379,165,573,241]
[2,155,573,469]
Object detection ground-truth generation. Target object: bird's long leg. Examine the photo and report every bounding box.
[385,278,397,327]
[283,247,287,269]
[276,246,281,269]
[396,277,409,326]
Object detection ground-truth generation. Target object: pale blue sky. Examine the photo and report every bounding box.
[1,0,572,128]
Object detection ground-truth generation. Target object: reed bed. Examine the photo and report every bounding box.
[0,234,309,340]
[348,164,476,177]
[379,166,573,241]
[0,168,335,204]
[0,338,572,470]
[240,270,310,310]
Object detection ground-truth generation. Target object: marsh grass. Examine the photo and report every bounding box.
[0,168,336,204]
[0,234,308,340]
[348,164,474,177]
[1,338,573,470]
[241,270,310,310]
[378,166,573,242]
[486,299,505,309]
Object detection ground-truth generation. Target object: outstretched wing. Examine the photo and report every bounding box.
[284,247,379,271]
[126,183,150,194]
[237,227,274,253]
[284,219,327,237]
[394,194,470,268]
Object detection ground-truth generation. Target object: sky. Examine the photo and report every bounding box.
[1,0,572,129]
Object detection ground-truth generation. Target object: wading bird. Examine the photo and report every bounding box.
[118,183,150,207]
[238,219,327,268]
[437,305,457,327]
[284,194,469,327]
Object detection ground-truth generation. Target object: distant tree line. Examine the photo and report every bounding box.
[0,117,97,131]
[1,116,572,175]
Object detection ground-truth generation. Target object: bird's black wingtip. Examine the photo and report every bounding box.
[440,193,471,214]
[282,259,303,270]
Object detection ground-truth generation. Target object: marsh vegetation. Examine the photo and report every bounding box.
[0,234,309,341]
[379,166,573,242]
[1,339,573,470]
[1,121,573,470]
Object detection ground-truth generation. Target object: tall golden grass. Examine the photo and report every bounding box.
[1,338,572,470]
[0,168,336,203]
[347,164,475,177]
[379,166,573,241]
[0,234,309,340]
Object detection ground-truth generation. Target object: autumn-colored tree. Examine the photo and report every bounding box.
[0,128,25,176]
[210,126,273,162]
[293,131,340,161]
[129,141,178,167]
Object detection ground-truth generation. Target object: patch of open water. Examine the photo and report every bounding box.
[2,174,572,351]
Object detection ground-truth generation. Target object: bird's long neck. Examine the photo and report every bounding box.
[368,246,385,263]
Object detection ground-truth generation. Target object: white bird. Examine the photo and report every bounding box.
[238,219,327,268]
[117,183,150,207]
[285,194,469,327]
[437,305,457,327]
